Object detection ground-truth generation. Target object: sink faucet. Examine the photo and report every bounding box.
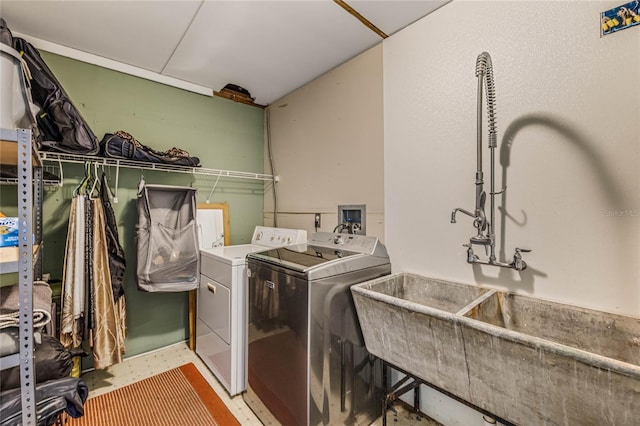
[450,207,474,223]
[451,205,490,247]
[451,52,530,271]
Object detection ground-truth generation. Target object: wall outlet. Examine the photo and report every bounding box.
[314,213,321,229]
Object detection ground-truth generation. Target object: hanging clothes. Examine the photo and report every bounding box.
[60,171,127,369]
[83,195,94,340]
[60,196,86,349]
[90,199,126,369]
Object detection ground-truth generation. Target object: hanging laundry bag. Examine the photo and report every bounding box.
[136,182,199,292]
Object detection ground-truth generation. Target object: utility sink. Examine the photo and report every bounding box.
[464,291,640,366]
[351,273,640,425]
[461,291,640,425]
[357,272,489,313]
[351,273,489,402]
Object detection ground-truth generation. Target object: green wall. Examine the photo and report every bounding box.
[1,52,265,359]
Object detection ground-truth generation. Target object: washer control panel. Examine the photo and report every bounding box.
[309,232,378,254]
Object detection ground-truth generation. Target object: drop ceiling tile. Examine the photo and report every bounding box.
[0,0,202,72]
[0,0,450,104]
[163,0,381,105]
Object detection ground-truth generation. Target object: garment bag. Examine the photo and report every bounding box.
[136,181,199,292]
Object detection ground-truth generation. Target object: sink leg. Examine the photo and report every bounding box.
[382,362,388,426]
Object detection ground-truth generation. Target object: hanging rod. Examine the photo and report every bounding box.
[39,152,275,181]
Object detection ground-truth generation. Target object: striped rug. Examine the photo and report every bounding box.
[67,363,240,426]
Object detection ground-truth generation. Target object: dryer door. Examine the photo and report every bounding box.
[196,274,232,391]
[198,277,231,343]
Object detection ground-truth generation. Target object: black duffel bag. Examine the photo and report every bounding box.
[0,334,78,392]
[0,376,88,425]
[100,131,200,167]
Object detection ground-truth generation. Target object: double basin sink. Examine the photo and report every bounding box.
[351,273,640,425]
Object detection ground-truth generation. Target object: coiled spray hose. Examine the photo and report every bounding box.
[475,52,497,148]
[475,51,498,261]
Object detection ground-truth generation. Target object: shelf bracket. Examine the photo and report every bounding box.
[113,160,120,204]
[57,158,64,187]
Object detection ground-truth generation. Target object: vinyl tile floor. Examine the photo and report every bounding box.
[80,342,441,426]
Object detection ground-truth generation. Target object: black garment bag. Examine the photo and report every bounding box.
[9,24,99,155]
[100,173,126,301]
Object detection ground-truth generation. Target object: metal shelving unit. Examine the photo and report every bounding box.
[0,127,41,426]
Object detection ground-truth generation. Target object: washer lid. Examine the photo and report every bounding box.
[247,244,362,272]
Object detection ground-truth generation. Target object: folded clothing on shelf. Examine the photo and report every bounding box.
[0,280,52,329]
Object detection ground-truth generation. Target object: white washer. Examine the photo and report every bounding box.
[196,226,307,396]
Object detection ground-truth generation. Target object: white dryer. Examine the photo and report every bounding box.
[197,226,307,396]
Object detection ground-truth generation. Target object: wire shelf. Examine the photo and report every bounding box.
[39,152,275,181]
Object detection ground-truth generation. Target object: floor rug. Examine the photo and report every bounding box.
[67,363,240,426]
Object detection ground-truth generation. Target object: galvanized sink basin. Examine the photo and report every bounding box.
[351,272,489,400]
[464,291,640,366]
[356,272,489,314]
[461,291,640,425]
[351,273,640,425]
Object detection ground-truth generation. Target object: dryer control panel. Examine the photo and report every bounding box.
[251,226,307,247]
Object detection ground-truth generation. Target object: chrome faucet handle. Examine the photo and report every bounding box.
[515,248,532,253]
[512,247,531,271]
[463,244,479,263]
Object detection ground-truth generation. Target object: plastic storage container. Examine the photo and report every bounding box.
[0,43,37,129]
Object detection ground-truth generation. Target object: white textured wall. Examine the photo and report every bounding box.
[384,0,639,315]
[264,45,385,239]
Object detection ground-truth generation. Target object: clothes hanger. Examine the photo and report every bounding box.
[73,162,91,197]
[88,163,100,199]
[80,162,93,196]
